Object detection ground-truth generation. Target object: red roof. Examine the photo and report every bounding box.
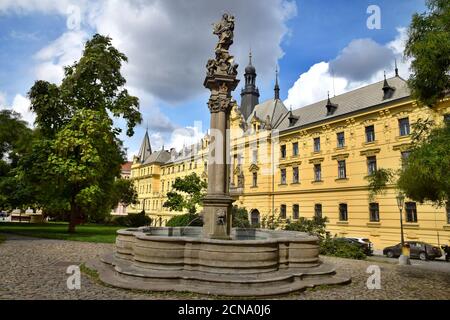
[121,161,132,172]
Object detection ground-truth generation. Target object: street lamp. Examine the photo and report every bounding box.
[396,192,410,265]
[396,193,405,246]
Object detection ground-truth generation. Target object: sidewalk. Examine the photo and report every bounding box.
[368,251,450,273]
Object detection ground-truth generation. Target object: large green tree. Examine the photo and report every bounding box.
[397,120,450,206]
[405,0,450,106]
[163,173,207,214]
[0,110,33,209]
[23,34,142,232]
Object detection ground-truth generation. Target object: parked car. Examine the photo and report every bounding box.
[335,237,373,255]
[346,237,374,255]
[383,241,442,261]
[441,245,450,262]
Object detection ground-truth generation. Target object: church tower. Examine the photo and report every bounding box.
[240,51,260,120]
[137,129,152,163]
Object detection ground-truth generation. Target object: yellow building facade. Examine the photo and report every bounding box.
[129,63,450,250]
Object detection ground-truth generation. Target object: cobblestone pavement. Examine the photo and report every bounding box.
[1,234,449,300]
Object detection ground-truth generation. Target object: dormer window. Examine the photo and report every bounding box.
[382,73,395,100]
[326,93,338,116]
[288,110,299,127]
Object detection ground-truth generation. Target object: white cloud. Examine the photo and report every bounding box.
[284,62,348,109]
[11,94,34,126]
[0,0,89,17]
[285,28,412,109]
[0,92,34,126]
[1,0,296,159]
[330,38,394,82]
[5,0,296,103]
[167,124,206,152]
[88,0,297,103]
[34,30,88,84]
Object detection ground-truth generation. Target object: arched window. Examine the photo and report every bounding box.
[250,209,260,226]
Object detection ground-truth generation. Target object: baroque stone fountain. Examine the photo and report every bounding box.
[89,13,350,296]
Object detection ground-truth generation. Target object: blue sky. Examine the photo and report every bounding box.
[0,0,426,158]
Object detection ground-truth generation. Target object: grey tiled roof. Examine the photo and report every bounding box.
[142,150,172,165]
[247,98,289,127]
[276,76,411,132]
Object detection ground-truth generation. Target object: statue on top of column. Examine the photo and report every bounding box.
[213,13,235,52]
[206,13,238,77]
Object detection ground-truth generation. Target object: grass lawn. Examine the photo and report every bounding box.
[0,222,123,243]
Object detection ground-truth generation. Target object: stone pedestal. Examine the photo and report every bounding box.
[398,255,411,265]
[202,195,234,239]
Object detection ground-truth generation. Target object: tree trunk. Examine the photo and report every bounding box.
[68,201,80,233]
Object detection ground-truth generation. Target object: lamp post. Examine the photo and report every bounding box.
[396,193,405,246]
[396,193,410,265]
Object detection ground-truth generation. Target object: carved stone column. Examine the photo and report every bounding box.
[202,14,239,239]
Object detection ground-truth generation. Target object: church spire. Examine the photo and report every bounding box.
[137,128,152,163]
[395,59,399,77]
[240,49,260,120]
[274,66,280,100]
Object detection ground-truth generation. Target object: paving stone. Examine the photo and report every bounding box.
[0,233,449,300]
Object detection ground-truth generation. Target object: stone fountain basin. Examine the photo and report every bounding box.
[114,227,321,274]
[88,226,351,296]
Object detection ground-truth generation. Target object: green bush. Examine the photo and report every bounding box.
[284,216,328,241]
[112,211,152,227]
[283,217,366,260]
[166,213,203,227]
[232,206,250,228]
[320,235,366,260]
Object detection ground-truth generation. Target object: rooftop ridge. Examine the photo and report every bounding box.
[291,76,408,112]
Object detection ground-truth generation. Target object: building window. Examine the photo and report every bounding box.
[314,137,321,152]
[399,117,410,136]
[252,149,258,164]
[337,160,346,179]
[405,202,418,223]
[401,151,410,168]
[251,210,260,226]
[292,167,299,183]
[280,145,286,159]
[365,125,375,143]
[314,164,322,181]
[369,203,380,222]
[293,204,299,220]
[337,132,345,148]
[339,203,348,221]
[314,204,322,219]
[292,142,299,156]
[280,204,287,219]
[252,172,258,187]
[367,156,377,175]
[280,168,287,185]
[446,203,450,224]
